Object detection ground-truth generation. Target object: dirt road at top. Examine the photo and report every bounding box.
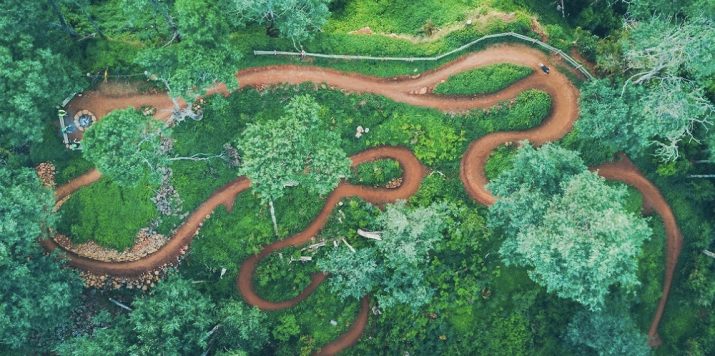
[48,43,680,352]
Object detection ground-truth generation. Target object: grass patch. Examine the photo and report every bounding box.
[57,177,157,250]
[434,63,532,96]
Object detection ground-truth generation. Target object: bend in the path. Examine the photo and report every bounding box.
[43,177,251,276]
[237,147,426,309]
[593,155,683,346]
[316,296,371,356]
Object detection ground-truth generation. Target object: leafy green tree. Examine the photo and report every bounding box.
[136,0,241,122]
[236,95,351,235]
[317,247,383,300]
[319,202,445,310]
[0,40,82,148]
[222,0,330,44]
[82,108,168,186]
[55,320,130,356]
[488,142,586,198]
[489,144,652,310]
[0,166,82,350]
[567,308,650,355]
[502,172,652,310]
[214,301,270,353]
[122,0,178,43]
[128,274,215,355]
[488,142,585,238]
[575,80,642,157]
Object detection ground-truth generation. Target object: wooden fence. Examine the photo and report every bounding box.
[254,31,594,80]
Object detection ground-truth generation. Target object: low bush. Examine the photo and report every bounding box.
[349,159,404,187]
[367,111,465,166]
[434,64,532,96]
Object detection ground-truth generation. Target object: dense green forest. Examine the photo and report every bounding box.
[1,0,713,355]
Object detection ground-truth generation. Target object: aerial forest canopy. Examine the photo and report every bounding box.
[1,0,714,355]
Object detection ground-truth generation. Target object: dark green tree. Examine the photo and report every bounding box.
[128,274,215,355]
[136,0,241,122]
[214,301,270,353]
[567,308,650,355]
[222,0,330,44]
[0,166,82,350]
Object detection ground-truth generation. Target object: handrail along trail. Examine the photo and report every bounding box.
[45,44,679,353]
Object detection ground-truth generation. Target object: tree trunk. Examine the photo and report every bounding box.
[269,200,279,237]
[49,0,79,38]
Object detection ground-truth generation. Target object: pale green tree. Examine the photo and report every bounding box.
[236,95,351,235]
[317,247,383,300]
[501,172,652,310]
[82,108,169,186]
[319,202,445,310]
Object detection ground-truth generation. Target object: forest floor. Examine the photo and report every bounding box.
[43,43,681,352]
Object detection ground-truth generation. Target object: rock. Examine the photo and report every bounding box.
[417,87,428,95]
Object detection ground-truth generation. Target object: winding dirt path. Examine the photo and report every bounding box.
[47,43,680,352]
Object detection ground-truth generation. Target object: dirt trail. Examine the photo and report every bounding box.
[593,155,683,347]
[48,43,679,352]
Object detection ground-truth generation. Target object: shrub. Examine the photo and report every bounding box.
[367,111,465,166]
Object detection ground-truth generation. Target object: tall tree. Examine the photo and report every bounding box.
[136,0,241,123]
[319,202,445,310]
[222,0,330,45]
[567,308,650,355]
[82,108,169,186]
[0,40,82,148]
[128,275,215,355]
[214,301,270,354]
[575,80,642,157]
[0,166,82,350]
[507,172,651,310]
[122,0,179,44]
[488,144,652,310]
[236,95,351,235]
[57,274,215,355]
[636,77,713,161]
[487,142,585,238]
[317,247,383,301]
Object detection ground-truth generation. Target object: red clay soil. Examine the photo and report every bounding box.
[47,43,680,352]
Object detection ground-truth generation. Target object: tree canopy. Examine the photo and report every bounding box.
[222,0,330,44]
[82,108,168,186]
[489,143,652,310]
[0,166,82,350]
[236,94,351,204]
[135,0,241,120]
[567,307,650,356]
[319,202,445,310]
